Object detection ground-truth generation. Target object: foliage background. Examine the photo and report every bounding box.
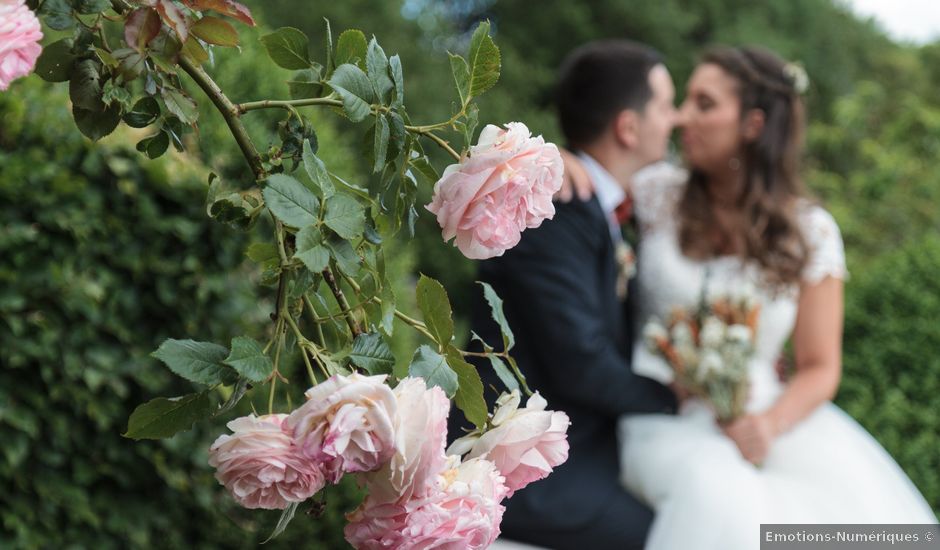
[2,0,937,547]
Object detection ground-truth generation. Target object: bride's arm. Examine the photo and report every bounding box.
[766,275,844,434]
[723,276,843,464]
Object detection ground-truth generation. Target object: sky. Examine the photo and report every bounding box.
[842,0,940,44]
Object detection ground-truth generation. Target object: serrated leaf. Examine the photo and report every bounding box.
[445,345,487,429]
[181,35,209,64]
[191,16,239,47]
[34,38,75,82]
[389,54,404,108]
[223,336,273,382]
[136,131,170,159]
[466,21,500,99]
[151,338,235,386]
[40,0,74,31]
[325,232,361,276]
[156,0,189,43]
[288,68,323,100]
[181,0,255,26]
[409,155,439,184]
[366,37,393,102]
[70,59,105,112]
[478,281,515,350]
[323,194,365,239]
[334,29,367,68]
[263,174,320,228]
[161,87,198,124]
[350,332,395,375]
[295,226,330,272]
[73,104,121,142]
[125,7,161,52]
[69,0,110,14]
[409,345,457,398]
[372,114,390,174]
[328,63,374,123]
[123,97,160,128]
[260,27,311,70]
[487,354,518,392]
[123,392,213,440]
[416,275,454,346]
[448,52,470,107]
[302,141,334,198]
[246,242,278,263]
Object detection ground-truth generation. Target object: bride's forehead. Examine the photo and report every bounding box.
[687,64,739,96]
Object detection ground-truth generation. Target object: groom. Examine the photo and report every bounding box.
[453,41,679,548]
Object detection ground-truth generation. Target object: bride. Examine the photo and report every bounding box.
[613,46,936,548]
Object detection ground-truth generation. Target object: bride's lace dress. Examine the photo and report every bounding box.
[618,163,936,549]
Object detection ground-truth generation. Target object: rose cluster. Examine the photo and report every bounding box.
[208,374,569,549]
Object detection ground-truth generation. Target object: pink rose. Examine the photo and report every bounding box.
[287,373,397,482]
[361,377,451,504]
[425,122,564,259]
[345,457,508,549]
[208,414,325,510]
[0,0,43,91]
[448,391,570,496]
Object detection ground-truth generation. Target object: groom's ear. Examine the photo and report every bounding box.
[742,109,766,142]
[613,109,641,150]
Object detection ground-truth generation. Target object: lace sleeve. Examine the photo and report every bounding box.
[801,205,848,284]
[630,162,687,233]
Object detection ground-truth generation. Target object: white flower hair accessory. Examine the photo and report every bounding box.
[783,61,809,95]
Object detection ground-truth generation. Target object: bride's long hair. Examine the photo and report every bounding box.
[678,46,810,288]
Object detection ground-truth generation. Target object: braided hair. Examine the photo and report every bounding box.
[678,46,811,289]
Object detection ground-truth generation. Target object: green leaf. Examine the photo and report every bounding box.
[387,111,406,159]
[448,53,470,107]
[263,174,320,228]
[409,345,458,398]
[334,29,367,68]
[39,0,75,31]
[124,97,161,128]
[151,339,235,386]
[125,7,162,52]
[487,354,518,392]
[409,155,440,184]
[416,275,454,346]
[295,226,330,272]
[325,231,361,276]
[302,140,334,198]
[389,54,404,108]
[34,39,75,82]
[68,0,110,14]
[323,194,365,239]
[328,64,374,123]
[136,131,170,159]
[223,336,273,382]
[287,68,323,100]
[372,114,390,174]
[123,392,213,440]
[323,18,333,73]
[262,502,298,544]
[466,21,501,99]
[445,345,487,429]
[161,87,199,124]
[69,59,105,112]
[366,37,393,102]
[350,332,395,375]
[191,16,239,47]
[182,35,209,65]
[73,104,121,142]
[246,242,278,263]
[380,283,395,335]
[478,281,515,350]
[260,27,311,70]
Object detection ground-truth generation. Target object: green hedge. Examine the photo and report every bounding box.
[837,235,940,518]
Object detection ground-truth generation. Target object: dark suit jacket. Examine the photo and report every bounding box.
[452,195,677,533]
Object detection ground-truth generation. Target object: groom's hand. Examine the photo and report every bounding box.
[721,413,777,465]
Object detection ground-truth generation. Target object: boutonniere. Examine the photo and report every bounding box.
[615,240,636,300]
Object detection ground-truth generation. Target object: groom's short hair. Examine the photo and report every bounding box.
[555,40,664,148]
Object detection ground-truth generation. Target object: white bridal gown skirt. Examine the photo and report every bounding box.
[618,399,937,550]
